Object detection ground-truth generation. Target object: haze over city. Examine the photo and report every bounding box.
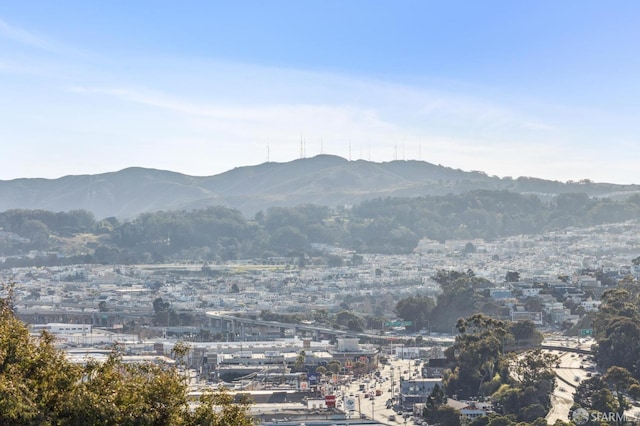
[1,1,639,184]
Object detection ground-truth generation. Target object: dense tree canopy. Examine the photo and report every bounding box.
[441,314,551,423]
[3,190,640,267]
[394,294,435,331]
[593,286,640,378]
[0,296,254,425]
[429,269,495,332]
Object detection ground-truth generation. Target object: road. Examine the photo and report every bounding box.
[545,338,595,424]
[339,357,424,425]
[336,337,610,425]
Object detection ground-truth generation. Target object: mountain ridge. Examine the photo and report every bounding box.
[1,155,638,219]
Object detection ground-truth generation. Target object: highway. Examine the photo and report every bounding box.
[545,338,595,424]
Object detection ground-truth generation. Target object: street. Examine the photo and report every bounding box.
[339,357,425,425]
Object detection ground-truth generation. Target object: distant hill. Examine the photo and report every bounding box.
[1,155,639,219]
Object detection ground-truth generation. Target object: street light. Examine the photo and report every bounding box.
[371,397,375,419]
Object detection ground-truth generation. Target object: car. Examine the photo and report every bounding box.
[574,376,580,382]
[388,415,396,421]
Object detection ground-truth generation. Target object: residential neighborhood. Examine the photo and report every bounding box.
[2,220,640,424]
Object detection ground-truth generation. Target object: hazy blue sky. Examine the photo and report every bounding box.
[1,1,639,183]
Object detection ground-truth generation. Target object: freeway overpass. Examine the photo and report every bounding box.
[540,344,593,355]
[205,311,410,342]
[502,339,593,356]
[206,311,350,340]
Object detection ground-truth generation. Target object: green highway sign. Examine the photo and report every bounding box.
[384,321,413,327]
[580,329,593,336]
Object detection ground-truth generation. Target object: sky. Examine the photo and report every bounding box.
[1,1,639,184]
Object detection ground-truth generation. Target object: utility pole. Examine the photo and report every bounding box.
[390,367,394,400]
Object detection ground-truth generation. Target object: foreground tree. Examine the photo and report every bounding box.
[603,366,640,424]
[0,296,254,425]
[593,288,640,378]
[0,306,80,424]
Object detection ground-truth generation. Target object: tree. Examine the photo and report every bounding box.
[487,417,514,426]
[446,314,508,399]
[425,383,447,411]
[424,405,461,426]
[326,254,344,267]
[327,360,341,375]
[509,320,543,344]
[505,271,520,283]
[153,297,178,327]
[521,403,546,423]
[190,387,254,426]
[172,341,191,370]
[430,269,492,332]
[0,294,255,426]
[574,376,616,414]
[335,311,365,332]
[464,242,477,254]
[0,300,80,424]
[593,288,640,377]
[294,350,306,372]
[603,366,639,423]
[395,294,435,330]
[513,349,557,390]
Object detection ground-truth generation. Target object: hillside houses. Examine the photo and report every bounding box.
[1,221,639,351]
